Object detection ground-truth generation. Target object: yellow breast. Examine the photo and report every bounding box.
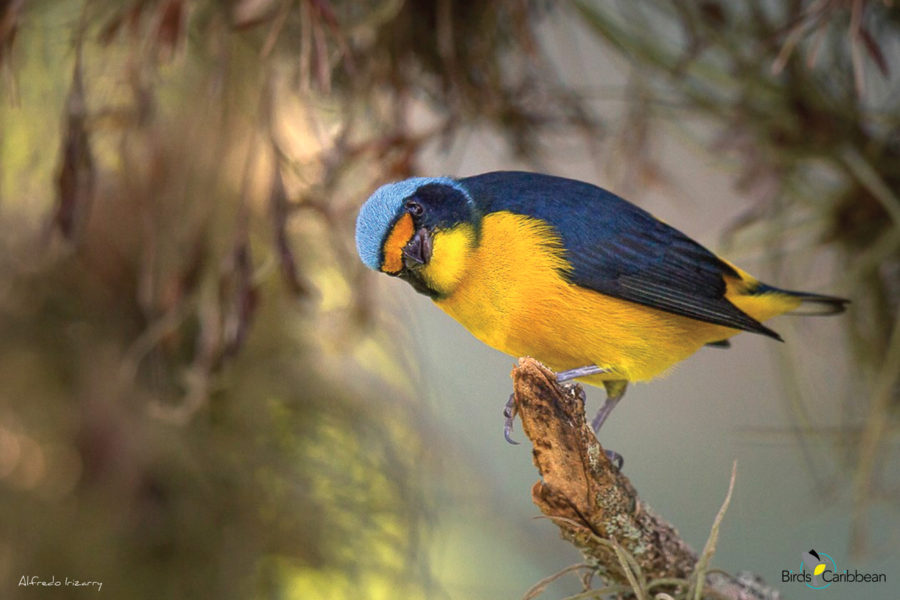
[429,212,779,384]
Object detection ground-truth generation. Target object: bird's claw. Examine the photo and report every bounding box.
[503,393,519,445]
[605,449,624,471]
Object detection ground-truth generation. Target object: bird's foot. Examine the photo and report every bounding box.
[503,393,519,445]
[605,449,624,471]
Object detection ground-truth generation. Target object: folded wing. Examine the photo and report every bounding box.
[461,171,780,339]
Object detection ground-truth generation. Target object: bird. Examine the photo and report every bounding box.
[355,171,848,440]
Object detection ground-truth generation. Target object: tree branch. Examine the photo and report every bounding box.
[512,357,782,599]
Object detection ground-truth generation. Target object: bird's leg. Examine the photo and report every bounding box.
[556,364,610,382]
[555,363,622,431]
[503,393,520,445]
[592,380,628,432]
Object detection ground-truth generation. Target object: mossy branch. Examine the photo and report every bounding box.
[512,357,782,599]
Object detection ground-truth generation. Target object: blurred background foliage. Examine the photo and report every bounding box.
[0,0,896,598]
[571,0,900,558]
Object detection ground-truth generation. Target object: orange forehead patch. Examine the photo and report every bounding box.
[381,213,415,273]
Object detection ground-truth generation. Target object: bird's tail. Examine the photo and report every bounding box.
[753,283,849,316]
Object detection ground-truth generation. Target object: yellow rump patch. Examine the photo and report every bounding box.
[381,213,414,274]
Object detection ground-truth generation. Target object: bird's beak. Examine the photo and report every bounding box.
[402,227,432,268]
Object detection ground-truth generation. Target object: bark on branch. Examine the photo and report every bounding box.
[512,357,782,599]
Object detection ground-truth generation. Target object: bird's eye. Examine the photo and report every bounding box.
[405,200,424,217]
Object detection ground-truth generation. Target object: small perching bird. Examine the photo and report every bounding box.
[355,171,847,437]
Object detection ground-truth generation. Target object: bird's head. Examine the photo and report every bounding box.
[355,177,479,298]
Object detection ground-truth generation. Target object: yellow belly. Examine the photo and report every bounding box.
[433,212,799,385]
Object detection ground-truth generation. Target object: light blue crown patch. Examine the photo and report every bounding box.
[355,177,470,270]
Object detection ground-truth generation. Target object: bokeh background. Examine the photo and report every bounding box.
[0,1,898,599]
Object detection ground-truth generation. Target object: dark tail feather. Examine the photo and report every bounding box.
[754,284,850,316]
[788,293,850,315]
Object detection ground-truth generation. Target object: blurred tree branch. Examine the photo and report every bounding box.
[3,1,606,597]
[1,1,616,596]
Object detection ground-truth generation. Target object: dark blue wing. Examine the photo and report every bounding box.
[460,171,780,339]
